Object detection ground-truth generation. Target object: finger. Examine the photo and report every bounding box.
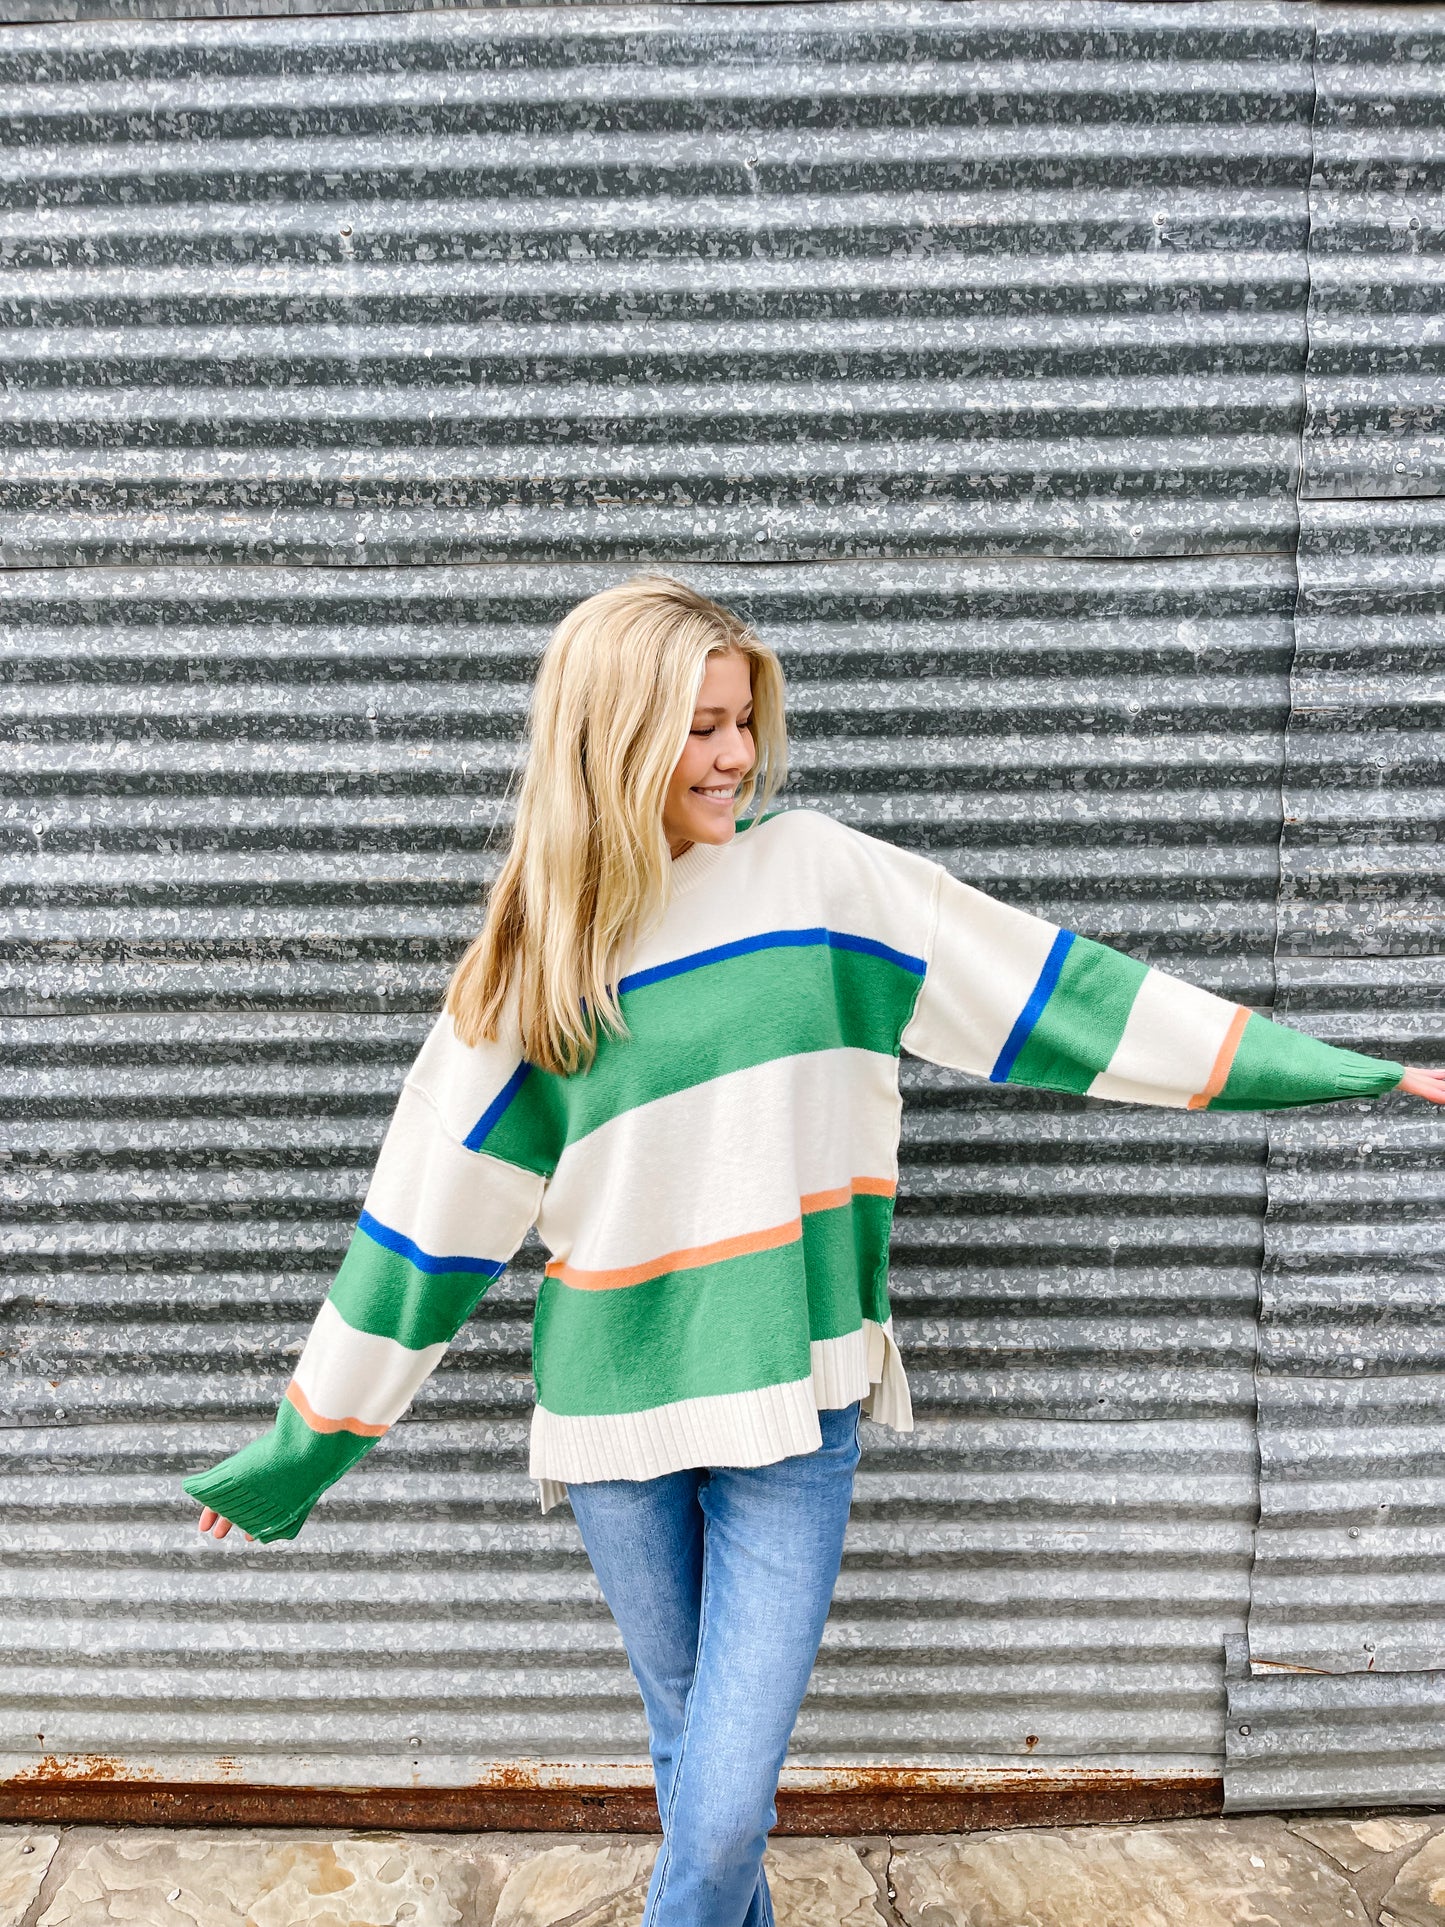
[198,1508,216,1532]
[210,1515,233,1539]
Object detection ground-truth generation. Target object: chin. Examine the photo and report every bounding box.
[689,816,737,845]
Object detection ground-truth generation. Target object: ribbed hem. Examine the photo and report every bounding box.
[533,1317,913,1512]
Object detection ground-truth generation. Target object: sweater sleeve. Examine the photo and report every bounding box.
[899,862,1405,1110]
[181,1009,546,1543]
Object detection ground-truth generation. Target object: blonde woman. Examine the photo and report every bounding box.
[185,576,1444,1927]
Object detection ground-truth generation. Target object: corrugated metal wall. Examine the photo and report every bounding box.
[0,1,1435,1814]
[3,554,1280,1794]
[0,1,1316,569]
[1227,5,1445,1810]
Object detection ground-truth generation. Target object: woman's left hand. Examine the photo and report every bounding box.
[1397,1066,1445,1104]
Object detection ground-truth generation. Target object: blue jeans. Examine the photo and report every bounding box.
[566,1402,862,1927]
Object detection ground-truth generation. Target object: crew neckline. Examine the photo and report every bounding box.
[668,837,731,896]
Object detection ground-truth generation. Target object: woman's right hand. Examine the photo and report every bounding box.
[197,1506,254,1543]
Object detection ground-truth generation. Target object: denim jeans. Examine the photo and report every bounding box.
[565,1402,863,1927]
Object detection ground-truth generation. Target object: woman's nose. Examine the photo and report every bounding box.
[718,728,753,770]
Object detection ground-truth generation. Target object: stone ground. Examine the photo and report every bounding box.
[4,1813,1445,1926]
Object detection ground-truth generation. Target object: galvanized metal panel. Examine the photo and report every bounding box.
[1226,1670,1445,1810]
[1226,5,1445,1813]
[3,552,1287,1786]
[1277,505,1445,960]
[1301,6,1445,504]
[1238,504,1445,1688]
[0,552,1300,1015]
[0,1,1315,565]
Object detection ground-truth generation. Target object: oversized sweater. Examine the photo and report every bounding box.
[182,808,1406,1542]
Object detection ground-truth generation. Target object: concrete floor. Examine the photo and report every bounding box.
[4,1812,1444,1925]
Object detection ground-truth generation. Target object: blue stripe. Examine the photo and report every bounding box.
[989,929,1075,1084]
[464,1059,532,1151]
[357,1209,506,1280]
[618,926,927,995]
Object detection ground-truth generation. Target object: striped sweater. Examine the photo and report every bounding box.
[182,809,1405,1542]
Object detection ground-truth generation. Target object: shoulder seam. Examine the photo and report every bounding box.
[403,1071,545,1189]
[921,860,944,975]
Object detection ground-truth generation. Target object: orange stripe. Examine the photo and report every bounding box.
[545,1176,898,1293]
[799,1174,897,1213]
[1187,1005,1250,1110]
[546,1215,803,1292]
[849,1175,896,1199]
[286,1378,389,1438]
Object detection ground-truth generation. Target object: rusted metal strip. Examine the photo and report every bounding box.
[0,1769,1222,1835]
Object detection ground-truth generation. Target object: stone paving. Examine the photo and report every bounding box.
[3,1813,1445,1925]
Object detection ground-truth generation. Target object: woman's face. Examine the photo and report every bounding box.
[662,648,756,858]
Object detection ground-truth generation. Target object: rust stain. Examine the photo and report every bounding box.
[8,1754,162,1785]
[0,1769,1223,1835]
[1248,1658,1339,1677]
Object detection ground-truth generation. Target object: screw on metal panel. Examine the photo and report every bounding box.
[20,1845,33,1855]
[1349,1528,1361,1538]
[1238,1724,1251,1736]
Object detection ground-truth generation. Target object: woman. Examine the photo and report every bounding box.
[185,575,1444,1927]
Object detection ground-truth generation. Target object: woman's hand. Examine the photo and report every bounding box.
[197,1506,254,1543]
[1398,1066,1445,1104]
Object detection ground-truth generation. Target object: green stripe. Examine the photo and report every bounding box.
[1209,1012,1405,1111]
[534,1239,810,1416]
[478,1064,570,1180]
[327,1223,496,1349]
[1007,935,1148,1096]
[484,940,922,1166]
[802,1191,895,1336]
[533,1192,893,1417]
[181,1399,375,1543]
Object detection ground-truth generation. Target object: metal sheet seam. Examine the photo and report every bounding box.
[1240,0,1319,1735]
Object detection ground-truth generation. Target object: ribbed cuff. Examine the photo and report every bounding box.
[1329,1052,1407,1099]
[181,1453,312,1544]
[181,1402,376,1543]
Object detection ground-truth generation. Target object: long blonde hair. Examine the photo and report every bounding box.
[444,575,788,1075]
